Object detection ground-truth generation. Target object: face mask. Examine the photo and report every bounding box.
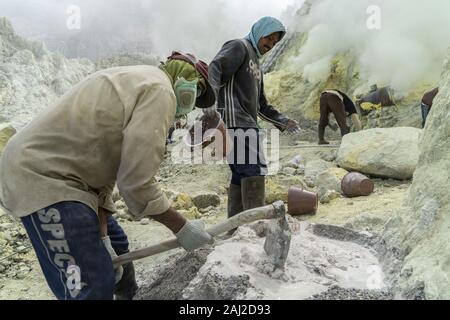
[174,77,198,118]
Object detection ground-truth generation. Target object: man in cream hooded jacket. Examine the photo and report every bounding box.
[0,53,215,300]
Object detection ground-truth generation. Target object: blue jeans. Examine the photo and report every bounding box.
[227,128,267,185]
[421,102,431,128]
[21,201,129,300]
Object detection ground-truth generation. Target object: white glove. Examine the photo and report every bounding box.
[286,119,301,134]
[175,220,214,252]
[102,236,124,284]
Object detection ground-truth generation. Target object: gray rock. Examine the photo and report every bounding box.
[163,188,177,200]
[317,186,328,199]
[0,223,14,232]
[380,50,450,299]
[135,249,212,300]
[337,127,420,180]
[317,150,338,162]
[315,167,349,193]
[1,260,11,267]
[283,163,298,170]
[401,281,426,300]
[112,186,122,202]
[16,246,27,252]
[282,167,297,176]
[2,232,13,243]
[216,186,228,195]
[320,190,340,204]
[286,155,305,169]
[296,165,306,175]
[192,192,221,209]
[401,267,413,279]
[307,286,393,300]
[114,199,127,210]
[304,160,335,187]
[199,206,214,214]
[116,209,131,220]
[183,273,251,300]
[140,218,150,225]
[15,271,28,280]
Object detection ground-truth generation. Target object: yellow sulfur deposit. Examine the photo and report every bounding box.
[265,179,288,204]
[264,47,362,121]
[172,193,194,211]
[178,207,202,220]
[0,124,16,155]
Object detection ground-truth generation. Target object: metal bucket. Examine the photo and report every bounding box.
[287,187,319,216]
[341,172,374,197]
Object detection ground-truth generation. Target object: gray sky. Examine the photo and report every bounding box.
[0,0,301,60]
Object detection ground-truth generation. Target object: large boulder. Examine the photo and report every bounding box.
[337,127,421,180]
[381,50,450,299]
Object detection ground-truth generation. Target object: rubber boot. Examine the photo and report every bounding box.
[241,176,265,211]
[227,184,243,235]
[114,262,139,300]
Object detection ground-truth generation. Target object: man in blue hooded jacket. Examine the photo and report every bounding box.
[208,17,300,228]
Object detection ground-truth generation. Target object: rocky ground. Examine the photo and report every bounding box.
[1,0,448,298]
[307,286,394,300]
[0,14,429,301]
[0,129,411,300]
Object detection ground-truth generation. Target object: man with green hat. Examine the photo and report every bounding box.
[0,52,215,300]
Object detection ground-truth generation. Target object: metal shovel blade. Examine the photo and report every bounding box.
[263,215,292,270]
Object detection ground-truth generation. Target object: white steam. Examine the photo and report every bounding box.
[0,0,296,61]
[292,0,450,93]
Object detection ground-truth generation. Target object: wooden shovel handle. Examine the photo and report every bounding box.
[113,201,285,267]
[98,207,109,238]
